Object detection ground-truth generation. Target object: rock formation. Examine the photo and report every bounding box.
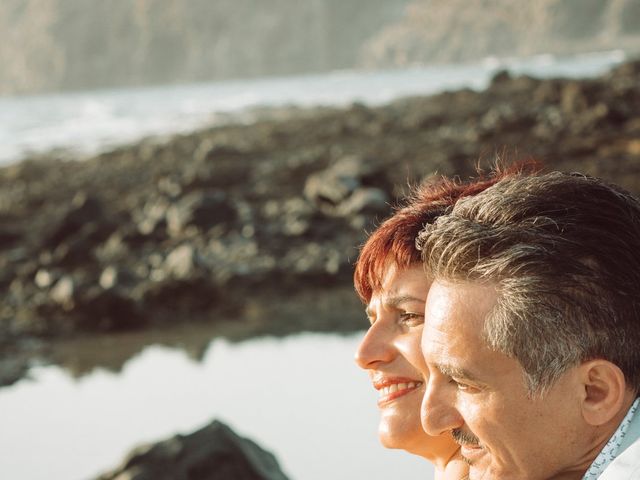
[1,60,639,386]
[94,420,289,480]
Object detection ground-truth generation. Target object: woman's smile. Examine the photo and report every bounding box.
[373,377,424,406]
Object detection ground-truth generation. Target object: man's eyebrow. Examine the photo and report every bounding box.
[436,362,482,383]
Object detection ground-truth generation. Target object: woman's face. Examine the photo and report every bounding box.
[355,263,453,459]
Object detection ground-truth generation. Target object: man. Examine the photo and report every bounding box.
[416,172,640,479]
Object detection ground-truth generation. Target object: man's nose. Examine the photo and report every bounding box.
[354,318,395,369]
[420,376,464,436]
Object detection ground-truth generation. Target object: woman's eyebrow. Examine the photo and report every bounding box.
[384,294,424,309]
[365,294,424,319]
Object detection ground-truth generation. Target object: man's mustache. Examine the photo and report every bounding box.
[452,428,481,446]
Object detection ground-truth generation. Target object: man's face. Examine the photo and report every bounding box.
[420,280,589,480]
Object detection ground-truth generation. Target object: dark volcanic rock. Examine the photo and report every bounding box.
[166,190,238,236]
[304,155,390,217]
[0,355,29,387]
[95,420,289,480]
[1,60,640,384]
[43,193,108,249]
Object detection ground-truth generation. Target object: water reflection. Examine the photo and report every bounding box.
[48,322,224,378]
[44,285,366,381]
[0,332,433,480]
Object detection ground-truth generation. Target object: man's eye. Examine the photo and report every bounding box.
[449,378,464,388]
[398,312,424,327]
[449,378,474,392]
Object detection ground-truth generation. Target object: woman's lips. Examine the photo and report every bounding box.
[373,377,423,406]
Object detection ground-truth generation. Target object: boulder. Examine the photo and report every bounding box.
[304,159,361,208]
[0,226,21,249]
[73,286,145,331]
[94,420,289,480]
[43,192,107,249]
[304,156,389,218]
[337,187,389,217]
[166,190,237,235]
[0,356,29,387]
[164,244,199,280]
[49,275,75,309]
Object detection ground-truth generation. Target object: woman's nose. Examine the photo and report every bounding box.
[354,318,395,369]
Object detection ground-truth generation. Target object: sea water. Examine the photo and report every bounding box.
[0,332,432,480]
[0,49,626,165]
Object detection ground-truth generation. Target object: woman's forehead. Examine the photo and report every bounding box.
[374,262,429,296]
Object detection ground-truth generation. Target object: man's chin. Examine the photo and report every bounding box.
[465,456,493,480]
[469,463,518,480]
[468,466,490,480]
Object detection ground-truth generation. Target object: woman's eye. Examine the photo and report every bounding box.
[398,312,424,327]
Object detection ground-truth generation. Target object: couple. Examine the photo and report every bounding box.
[354,165,640,479]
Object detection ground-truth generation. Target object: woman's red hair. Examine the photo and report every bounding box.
[353,161,540,303]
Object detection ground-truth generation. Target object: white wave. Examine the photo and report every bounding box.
[0,50,627,166]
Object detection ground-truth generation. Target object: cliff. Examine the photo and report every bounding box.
[361,0,640,67]
[0,0,408,95]
[1,0,638,96]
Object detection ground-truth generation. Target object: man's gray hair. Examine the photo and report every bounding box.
[417,171,640,396]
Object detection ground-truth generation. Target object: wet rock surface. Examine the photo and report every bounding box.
[94,420,289,480]
[1,60,640,386]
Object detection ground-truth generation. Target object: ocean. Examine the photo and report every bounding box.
[0,49,627,166]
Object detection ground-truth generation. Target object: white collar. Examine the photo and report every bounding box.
[582,397,640,480]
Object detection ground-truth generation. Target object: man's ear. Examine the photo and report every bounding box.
[579,360,628,426]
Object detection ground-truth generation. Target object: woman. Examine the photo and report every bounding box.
[354,165,530,479]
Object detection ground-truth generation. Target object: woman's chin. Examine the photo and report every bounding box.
[378,417,460,463]
[377,415,425,451]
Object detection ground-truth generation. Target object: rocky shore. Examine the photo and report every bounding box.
[1,60,639,386]
[94,420,289,480]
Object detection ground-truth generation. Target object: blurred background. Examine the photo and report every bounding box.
[0,1,639,479]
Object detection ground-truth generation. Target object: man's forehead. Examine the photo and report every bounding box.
[421,280,498,352]
[421,317,460,357]
[424,280,498,323]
